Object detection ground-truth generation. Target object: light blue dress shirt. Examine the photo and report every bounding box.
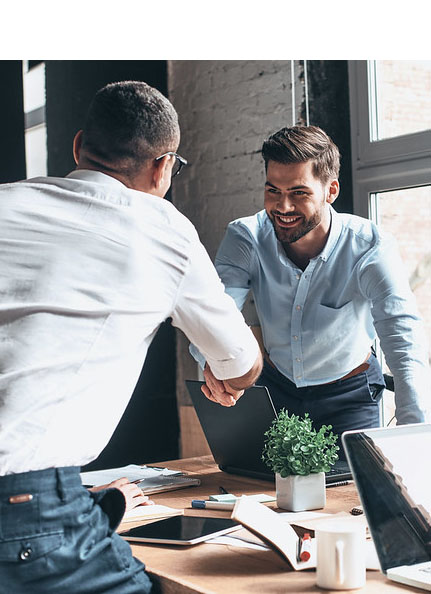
[210,207,429,424]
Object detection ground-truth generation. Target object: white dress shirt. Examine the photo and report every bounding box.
[0,170,259,474]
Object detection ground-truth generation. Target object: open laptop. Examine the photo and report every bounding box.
[342,424,431,591]
[186,380,352,485]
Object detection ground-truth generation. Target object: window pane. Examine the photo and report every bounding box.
[370,60,431,141]
[25,125,47,178]
[373,185,431,423]
[22,61,47,178]
[23,62,46,113]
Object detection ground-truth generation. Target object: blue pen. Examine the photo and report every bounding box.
[191,500,235,510]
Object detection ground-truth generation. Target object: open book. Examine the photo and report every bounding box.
[231,498,378,571]
[122,504,183,523]
[231,497,316,570]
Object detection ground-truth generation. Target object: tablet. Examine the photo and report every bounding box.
[119,515,240,545]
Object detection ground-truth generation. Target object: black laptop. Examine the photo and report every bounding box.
[186,380,352,485]
[342,424,431,591]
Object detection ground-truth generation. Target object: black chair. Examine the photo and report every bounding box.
[383,373,394,392]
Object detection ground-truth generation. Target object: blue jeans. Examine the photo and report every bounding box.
[259,354,385,458]
[0,467,152,593]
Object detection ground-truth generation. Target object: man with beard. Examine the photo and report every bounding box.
[197,126,429,453]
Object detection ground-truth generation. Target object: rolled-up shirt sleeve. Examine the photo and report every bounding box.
[171,232,259,380]
[359,236,430,424]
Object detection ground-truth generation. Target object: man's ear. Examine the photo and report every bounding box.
[73,130,83,165]
[151,155,170,193]
[326,179,340,204]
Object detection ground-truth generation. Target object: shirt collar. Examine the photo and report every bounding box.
[319,206,342,262]
[66,169,127,188]
[270,206,342,265]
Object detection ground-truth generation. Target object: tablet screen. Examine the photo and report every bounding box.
[119,515,240,545]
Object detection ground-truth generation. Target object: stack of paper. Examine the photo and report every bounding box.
[80,464,201,495]
[80,464,182,485]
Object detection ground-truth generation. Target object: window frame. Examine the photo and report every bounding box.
[348,60,431,219]
[349,60,431,425]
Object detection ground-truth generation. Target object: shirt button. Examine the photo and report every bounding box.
[296,357,301,362]
[297,375,302,380]
[296,275,300,280]
[293,335,298,341]
[296,305,301,311]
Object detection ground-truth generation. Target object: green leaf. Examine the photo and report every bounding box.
[261,409,339,476]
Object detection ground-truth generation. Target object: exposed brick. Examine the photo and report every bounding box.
[169,60,430,439]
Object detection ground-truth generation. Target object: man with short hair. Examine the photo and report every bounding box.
[0,81,262,593]
[199,125,429,449]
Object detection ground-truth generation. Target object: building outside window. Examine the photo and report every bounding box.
[349,60,431,425]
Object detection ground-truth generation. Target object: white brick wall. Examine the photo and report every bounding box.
[167,60,305,434]
[168,60,304,259]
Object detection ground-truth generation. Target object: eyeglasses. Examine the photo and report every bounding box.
[155,151,188,177]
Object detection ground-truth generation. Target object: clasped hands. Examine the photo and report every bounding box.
[200,364,244,406]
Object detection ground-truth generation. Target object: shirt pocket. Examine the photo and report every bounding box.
[314,301,356,341]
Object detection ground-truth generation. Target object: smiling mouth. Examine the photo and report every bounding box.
[273,214,302,227]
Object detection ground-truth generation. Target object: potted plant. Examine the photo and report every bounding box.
[262,410,339,511]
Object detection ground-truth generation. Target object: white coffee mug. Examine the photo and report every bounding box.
[316,520,366,590]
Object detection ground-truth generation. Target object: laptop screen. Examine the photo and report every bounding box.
[342,424,431,573]
[186,380,352,484]
[185,380,276,479]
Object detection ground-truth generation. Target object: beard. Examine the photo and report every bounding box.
[270,211,322,244]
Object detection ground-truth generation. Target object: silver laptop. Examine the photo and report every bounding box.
[342,424,431,591]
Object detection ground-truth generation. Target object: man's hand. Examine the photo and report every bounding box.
[201,364,244,406]
[89,478,154,512]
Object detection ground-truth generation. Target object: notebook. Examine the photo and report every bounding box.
[185,380,352,485]
[342,424,431,591]
[122,504,183,523]
[80,463,201,495]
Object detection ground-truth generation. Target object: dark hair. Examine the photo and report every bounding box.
[261,125,340,183]
[81,81,180,176]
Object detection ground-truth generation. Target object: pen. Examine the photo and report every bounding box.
[191,500,235,510]
[298,533,312,562]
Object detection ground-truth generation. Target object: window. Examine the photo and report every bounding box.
[22,61,47,178]
[349,60,431,425]
[369,60,431,141]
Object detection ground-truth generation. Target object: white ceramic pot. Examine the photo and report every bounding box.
[276,471,326,511]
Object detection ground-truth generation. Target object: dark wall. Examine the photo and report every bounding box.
[44,60,178,469]
[304,61,353,214]
[85,320,178,471]
[0,61,26,183]
[45,60,168,176]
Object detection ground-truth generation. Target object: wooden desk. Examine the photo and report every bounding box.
[123,456,419,594]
